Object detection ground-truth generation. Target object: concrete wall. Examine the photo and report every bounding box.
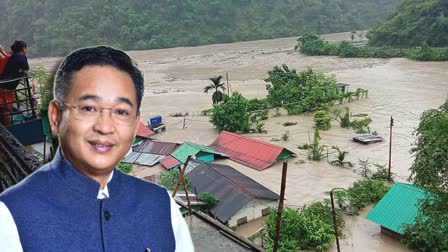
[228,199,277,228]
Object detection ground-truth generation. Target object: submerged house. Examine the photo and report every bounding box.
[366,183,426,238]
[186,160,279,227]
[160,142,227,169]
[209,131,295,171]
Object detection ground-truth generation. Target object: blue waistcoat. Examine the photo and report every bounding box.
[0,151,175,252]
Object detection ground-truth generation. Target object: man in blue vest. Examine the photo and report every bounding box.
[0,46,194,251]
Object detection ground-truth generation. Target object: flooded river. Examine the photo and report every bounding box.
[30,32,448,251]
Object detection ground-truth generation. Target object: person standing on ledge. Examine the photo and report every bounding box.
[0,46,194,252]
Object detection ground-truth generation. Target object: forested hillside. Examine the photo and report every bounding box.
[367,0,448,47]
[0,0,401,57]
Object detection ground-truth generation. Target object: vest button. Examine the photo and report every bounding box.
[104,210,111,221]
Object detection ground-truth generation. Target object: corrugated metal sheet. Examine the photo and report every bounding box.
[186,161,279,223]
[171,142,227,163]
[209,131,295,171]
[122,152,164,166]
[366,183,426,234]
[136,121,155,138]
[134,140,180,155]
[123,152,140,163]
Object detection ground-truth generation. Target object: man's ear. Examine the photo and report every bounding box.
[48,100,62,135]
[133,111,141,136]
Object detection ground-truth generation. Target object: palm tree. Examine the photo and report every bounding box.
[204,75,226,105]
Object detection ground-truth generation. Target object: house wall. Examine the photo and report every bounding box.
[380,226,402,240]
[228,199,277,228]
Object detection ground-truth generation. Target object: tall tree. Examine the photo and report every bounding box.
[204,75,226,105]
[403,100,448,251]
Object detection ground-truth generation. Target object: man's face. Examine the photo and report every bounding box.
[49,65,140,177]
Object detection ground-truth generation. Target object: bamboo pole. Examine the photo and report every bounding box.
[273,162,288,252]
[388,116,394,181]
[330,190,341,252]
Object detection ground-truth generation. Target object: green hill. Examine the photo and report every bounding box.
[0,0,401,57]
[367,0,448,47]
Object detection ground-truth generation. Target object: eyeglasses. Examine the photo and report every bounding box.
[58,101,137,126]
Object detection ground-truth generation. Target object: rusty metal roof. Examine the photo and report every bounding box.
[186,161,278,223]
[136,122,155,138]
[159,155,182,169]
[209,131,295,171]
[134,139,180,155]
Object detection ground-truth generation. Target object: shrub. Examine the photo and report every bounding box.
[159,169,191,191]
[351,117,372,133]
[329,146,353,168]
[314,110,331,130]
[117,162,133,174]
[211,92,250,133]
[264,201,343,251]
[308,128,326,161]
[331,179,391,216]
[199,192,219,209]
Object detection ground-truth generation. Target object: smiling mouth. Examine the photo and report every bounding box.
[89,141,114,153]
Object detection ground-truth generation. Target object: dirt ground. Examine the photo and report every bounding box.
[30,32,448,251]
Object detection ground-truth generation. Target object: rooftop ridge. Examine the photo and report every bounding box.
[218,130,286,150]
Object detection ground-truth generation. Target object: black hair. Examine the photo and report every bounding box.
[54,46,144,110]
[11,40,27,53]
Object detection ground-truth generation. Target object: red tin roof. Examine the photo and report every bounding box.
[159,155,182,169]
[136,122,155,138]
[209,131,295,171]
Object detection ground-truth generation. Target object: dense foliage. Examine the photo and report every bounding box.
[29,66,55,115]
[367,0,448,48]
[265,65,341,113]
[314,110,331,130]
[409,101,448,189]
[264,202,344,251]
[210,92,268,133]
[403,101,448,251]
[298,30,448,61]
[333,179,391,216]
[198,192,219,210]
[210,92,250,133]
[117,162,133,174]
[159,169,191,191]
[0,0,400,57]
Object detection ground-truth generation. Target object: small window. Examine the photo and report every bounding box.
[237,216,247,226]
[262,207,271,216]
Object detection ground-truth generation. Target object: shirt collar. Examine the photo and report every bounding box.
[97,171,114,199]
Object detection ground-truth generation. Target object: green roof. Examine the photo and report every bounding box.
[366,183,426,234]
[171,142,227,163]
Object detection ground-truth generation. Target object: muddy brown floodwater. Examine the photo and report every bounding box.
[30,32,448,251]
